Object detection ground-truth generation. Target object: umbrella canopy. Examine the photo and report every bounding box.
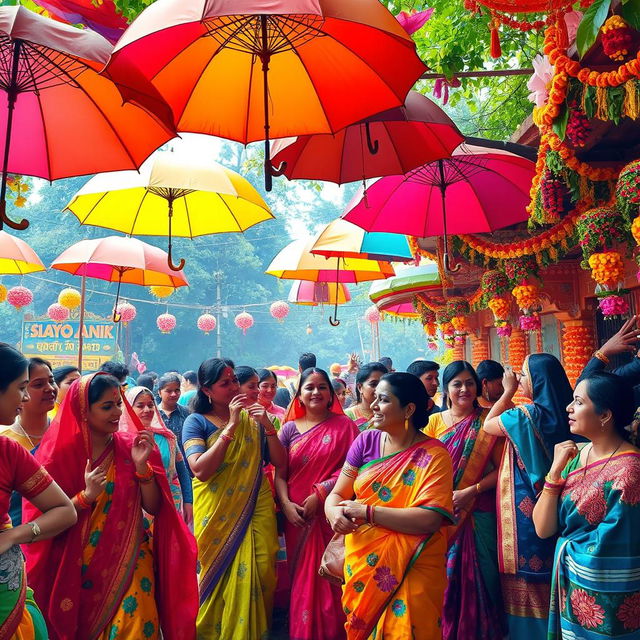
[0,230,45,275]
[311,218,412,262]
[288,280,351,306]
[106,0,426,190]
[65,150,274,270]
[270,91,464,184]
[0,6,175,231]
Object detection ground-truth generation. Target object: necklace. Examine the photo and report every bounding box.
[444,409,469,429]
[582,441,623,482]
[382,431,418,457]
[12,417,44,450]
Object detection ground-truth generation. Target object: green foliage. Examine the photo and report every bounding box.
[576,0,611,58]
[622,0,640,31]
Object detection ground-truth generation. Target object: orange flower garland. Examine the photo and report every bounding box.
[452,342,465,361]
[509,329,530,404]
[632,215,640,244]
[470,335,490,368]
[488,297,511,321]
[587,251,625,289]
[562,323,595,386]
[512,284,541,312]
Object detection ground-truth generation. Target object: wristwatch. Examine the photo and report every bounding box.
[27,521,41,542]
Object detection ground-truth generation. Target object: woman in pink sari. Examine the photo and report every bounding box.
[276,368,359,640]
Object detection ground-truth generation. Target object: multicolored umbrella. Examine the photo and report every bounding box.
[106,0,426,190]
[65,150,273,270]
[288,280,351,306]
[0,230,45,275]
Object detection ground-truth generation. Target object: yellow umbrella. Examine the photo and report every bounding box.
[65,150,274,270]
[0,231,45,275]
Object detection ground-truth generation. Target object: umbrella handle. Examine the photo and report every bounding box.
[0,200,28,230]
[329,269,341,325]
[444,252,461,273]
[168,251,185,272]
[365,122,379,155]
[329,314,341,327]
[270,161,288,177]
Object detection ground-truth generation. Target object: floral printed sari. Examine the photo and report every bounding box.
[342,438,454,639]
[548,450,640,639]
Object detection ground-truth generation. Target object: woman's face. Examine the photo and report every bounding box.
[87,386,123,436]
[299,372,332,412]
[567,380,606,439]
[23,364,58,416]
[258,376,277,403]
[239,375,260,404]
[519,358,533,398]
[447,371,477,411]
[57,371,80,404]
[419,370,439,398]
[359,370,385,406]
[132,392,155,428]
[333,384,347,407]
[371,380,411,432]
[205,367,240,407]
[0,368,29,425]
[159,381,181,409]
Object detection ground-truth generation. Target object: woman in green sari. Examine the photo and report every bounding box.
[182,358,286,639]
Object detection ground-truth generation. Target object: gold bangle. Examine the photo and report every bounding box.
[476,483,482,494]
[593,350,610,365]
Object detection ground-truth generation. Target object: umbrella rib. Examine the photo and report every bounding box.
[74,190,110,224]
[217,193,244,232]
[183,195,195,240]
[289,45,332,132]
[129,189,152,235]
[32,79,54,181]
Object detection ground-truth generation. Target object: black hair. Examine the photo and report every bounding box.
[295,368,335,407]
[235,366,258,385]
[147,371,158,381]
[136,373,155,391]
[441,361,481,408]
[192,358,235,415]
[88,374,121,405]
[0,343,28,392]
[379,356,393,370]
[355,362,388,403]
[274,387,291,409]
[157,373,181,391]
[28,357,53,375]
[476,359,505,382]
[52,365,79,387]
[406,360,439,378]
[583,372,635,441]
[183,370,197,385]
[379,372,430,431]
[99,360,130,382]
[331,378,346,393]
[299,352,316,371]
[257,368,278,384]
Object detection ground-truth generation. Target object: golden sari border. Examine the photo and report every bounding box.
[497,444,518,575]
[0,566,27,640]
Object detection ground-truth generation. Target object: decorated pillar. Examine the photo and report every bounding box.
[470,331,490,368]
[559,317,597,387]
[509,328,530,405]
[452,342,465,361]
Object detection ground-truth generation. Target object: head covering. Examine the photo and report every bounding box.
[329,363,342,376]
[123,385,175,440]
[23,373,198,640]
[284,373,345,422]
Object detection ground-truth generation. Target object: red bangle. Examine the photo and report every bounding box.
[219,432,234,444]
[371,505,377,525]
[366,505,371,524]
[135,463,154,481]
[75,491,92,510]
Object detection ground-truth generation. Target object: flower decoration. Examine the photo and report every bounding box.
[540,170,566,223]
[270,301,290,322]
[470,335,490,367]
[0,284,6,304]
[47,303,69,323]
[616,160,640,223]
[481,270,510,301]
[496,322,512,338]
[519,313,541,333]
[601,16,635,62]
[512,284,541,312]
[566,102,591,147]
[576,207,630,266]
[562,324,595,386]
[7,286,33,310]
[235,311,254,335]
[509,329,528,374]
[504,256,539,286]
[157,313,177,334]
[197,313,217,335]
[115,302,136,325]
[149,285,174,299]
[527,54,554,107]
[58,288,81,310]
[364,305,381,325]
[587,252,625,291]
[598,294,629,318]
[488,297,511,322]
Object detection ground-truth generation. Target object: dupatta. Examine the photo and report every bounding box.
[23,373,198,640]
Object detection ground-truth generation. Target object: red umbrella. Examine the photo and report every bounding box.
[106,0,426,190]
[0,6,175,231]
[270,91,463,184]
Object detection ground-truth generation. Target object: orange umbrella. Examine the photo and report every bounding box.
[0,230,45,275]
[106,0,426,190]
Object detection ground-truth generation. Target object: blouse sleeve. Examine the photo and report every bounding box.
[176,457,193,504]
[423,413,440,439]
[278,421,297,449]
[182,414,210,459]
[8,438,53,500]
[415,444,455,524]
[341,432,367,478]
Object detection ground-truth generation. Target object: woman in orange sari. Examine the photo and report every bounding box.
[326,372,454,639]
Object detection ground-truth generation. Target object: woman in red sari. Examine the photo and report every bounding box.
[275,368,359,640]
[23,372,199,640]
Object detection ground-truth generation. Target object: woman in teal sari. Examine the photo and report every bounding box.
[533,371,640,639]
[484,353,573,639]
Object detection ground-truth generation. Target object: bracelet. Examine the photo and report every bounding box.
[26,521,41,543]
[219,431,234,444]
[593,350,610,365]
[544,473,566,487]
[135,463,154,482]
[371,505,377,526]
[264,429,277,437]
[542,485,562,497]
[476,483,482,495]
[365,505,372,524]
[75,490,92,510]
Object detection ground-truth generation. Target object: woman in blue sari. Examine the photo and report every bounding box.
[533,371,640,639]
[484,353,573,640]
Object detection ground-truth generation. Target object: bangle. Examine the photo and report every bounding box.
[75,490,92,510]
[476,483,482,495]
[365,505,372,524]
[542,486,562,497]
[593,350,610,365]
[544,473,566,487]
[26,521,41,542]
[264,429,277,437]
[135,463,154,482]
[371,505,377,525]
[219,431,234,444]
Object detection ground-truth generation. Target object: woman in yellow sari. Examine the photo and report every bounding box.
[182,358,286,639]
[326,372,455,639]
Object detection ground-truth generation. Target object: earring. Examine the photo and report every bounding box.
[447,396,452,409]
[404,418,409,431]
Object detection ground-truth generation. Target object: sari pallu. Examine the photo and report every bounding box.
[23,374,198,640]
[548,451,640,640]
[343,439,455,640]
[283,415,359,640]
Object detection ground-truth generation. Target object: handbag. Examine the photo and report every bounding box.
[318,533,345,585]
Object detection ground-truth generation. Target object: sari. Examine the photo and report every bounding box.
[497,354,573,640]
[0,436,51,640]
[342,433,455,639]
[182,410,278,639]
[549,450,640,639]
[280,399,359,640]
[424,408,504,640]
[344,406,372,432]
[23,373,198,640]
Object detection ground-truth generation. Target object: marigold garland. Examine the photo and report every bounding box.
[512,284,541,312]
[488,296,511,321]
[587,251,625,290]
[576,206,632,267]
[562,323,595,386]
[470,334,490,368]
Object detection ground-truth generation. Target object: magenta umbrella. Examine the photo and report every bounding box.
[270,91,463,184]
[342,145,535,271]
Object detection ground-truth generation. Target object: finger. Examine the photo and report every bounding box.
[85,459,91,473]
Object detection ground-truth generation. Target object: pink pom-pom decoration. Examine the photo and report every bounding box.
[197,313,217,335]
[47,303,70,323]
[270,301,290,322]
[519,314,541,332]
[235,311,254,335]
[496,324,513,338]
[157,313,177,334]
[428,341,438,351]
[115,302,137,325]
[7,286,33,310]
[598,295,630,318]
[364,305,381,324]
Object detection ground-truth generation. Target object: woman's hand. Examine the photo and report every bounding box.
[183,503,194,529]
[549,440,579,480]
[228,394,247,429]
[302,493,320,520]
[282,500,306,527]
[0,529,17,554]
[502,369,519,397]
[327,505,359,534]
[132,430,155,469]
[599,315,640,358]
[339,500,367,526]
[84,458,108,501]
[246,403,271,428]
[452,486,476,517]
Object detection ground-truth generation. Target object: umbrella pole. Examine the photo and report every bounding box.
[112,271,124,323]
[438,160,459,274]
[0,40,28,232]
[167,198,185,271]
[77,274,86,371]
[329,258,341,326]
[260,15,274,192]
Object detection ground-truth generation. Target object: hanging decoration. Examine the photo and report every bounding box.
[576,206,632,267]
[496,322,513,338]
[446,298,470,342]
[58,287,81,310]
[419,307,438,350]
[47,303,70,323]
[519,313,542,333]
[470,334,490,368]
[364,305,381,325]
[562,323,596,386]
[7,286,33,310]
[599,294,630,318]
[115,302,137,325]
[587,251,629,318]
[615,159,640,223]
[364,305,381,360]
[149,285,174,299]
[601,15,635,62]
[508,328,528,373]
[270,301,290,322]
[235,311,254,335]
[481,270,513,332]
[0,284,6,304]
[157,313,177,334]
[436,309,455,349]
[565,102,591,147]
[197,313,217,335]
[306,323,313,335]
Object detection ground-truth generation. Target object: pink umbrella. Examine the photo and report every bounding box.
[343,145,535,271]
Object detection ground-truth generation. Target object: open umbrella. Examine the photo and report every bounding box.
[106,0,426,190]
[65,149,274,270]
[343,145,535,272]
[0,230,45,275]
[51,236,188,367]
[270,91,463,185]
[0,6,175,231]
[288,279,351,306]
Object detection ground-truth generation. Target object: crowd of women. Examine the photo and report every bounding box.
[1,324,640,640]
